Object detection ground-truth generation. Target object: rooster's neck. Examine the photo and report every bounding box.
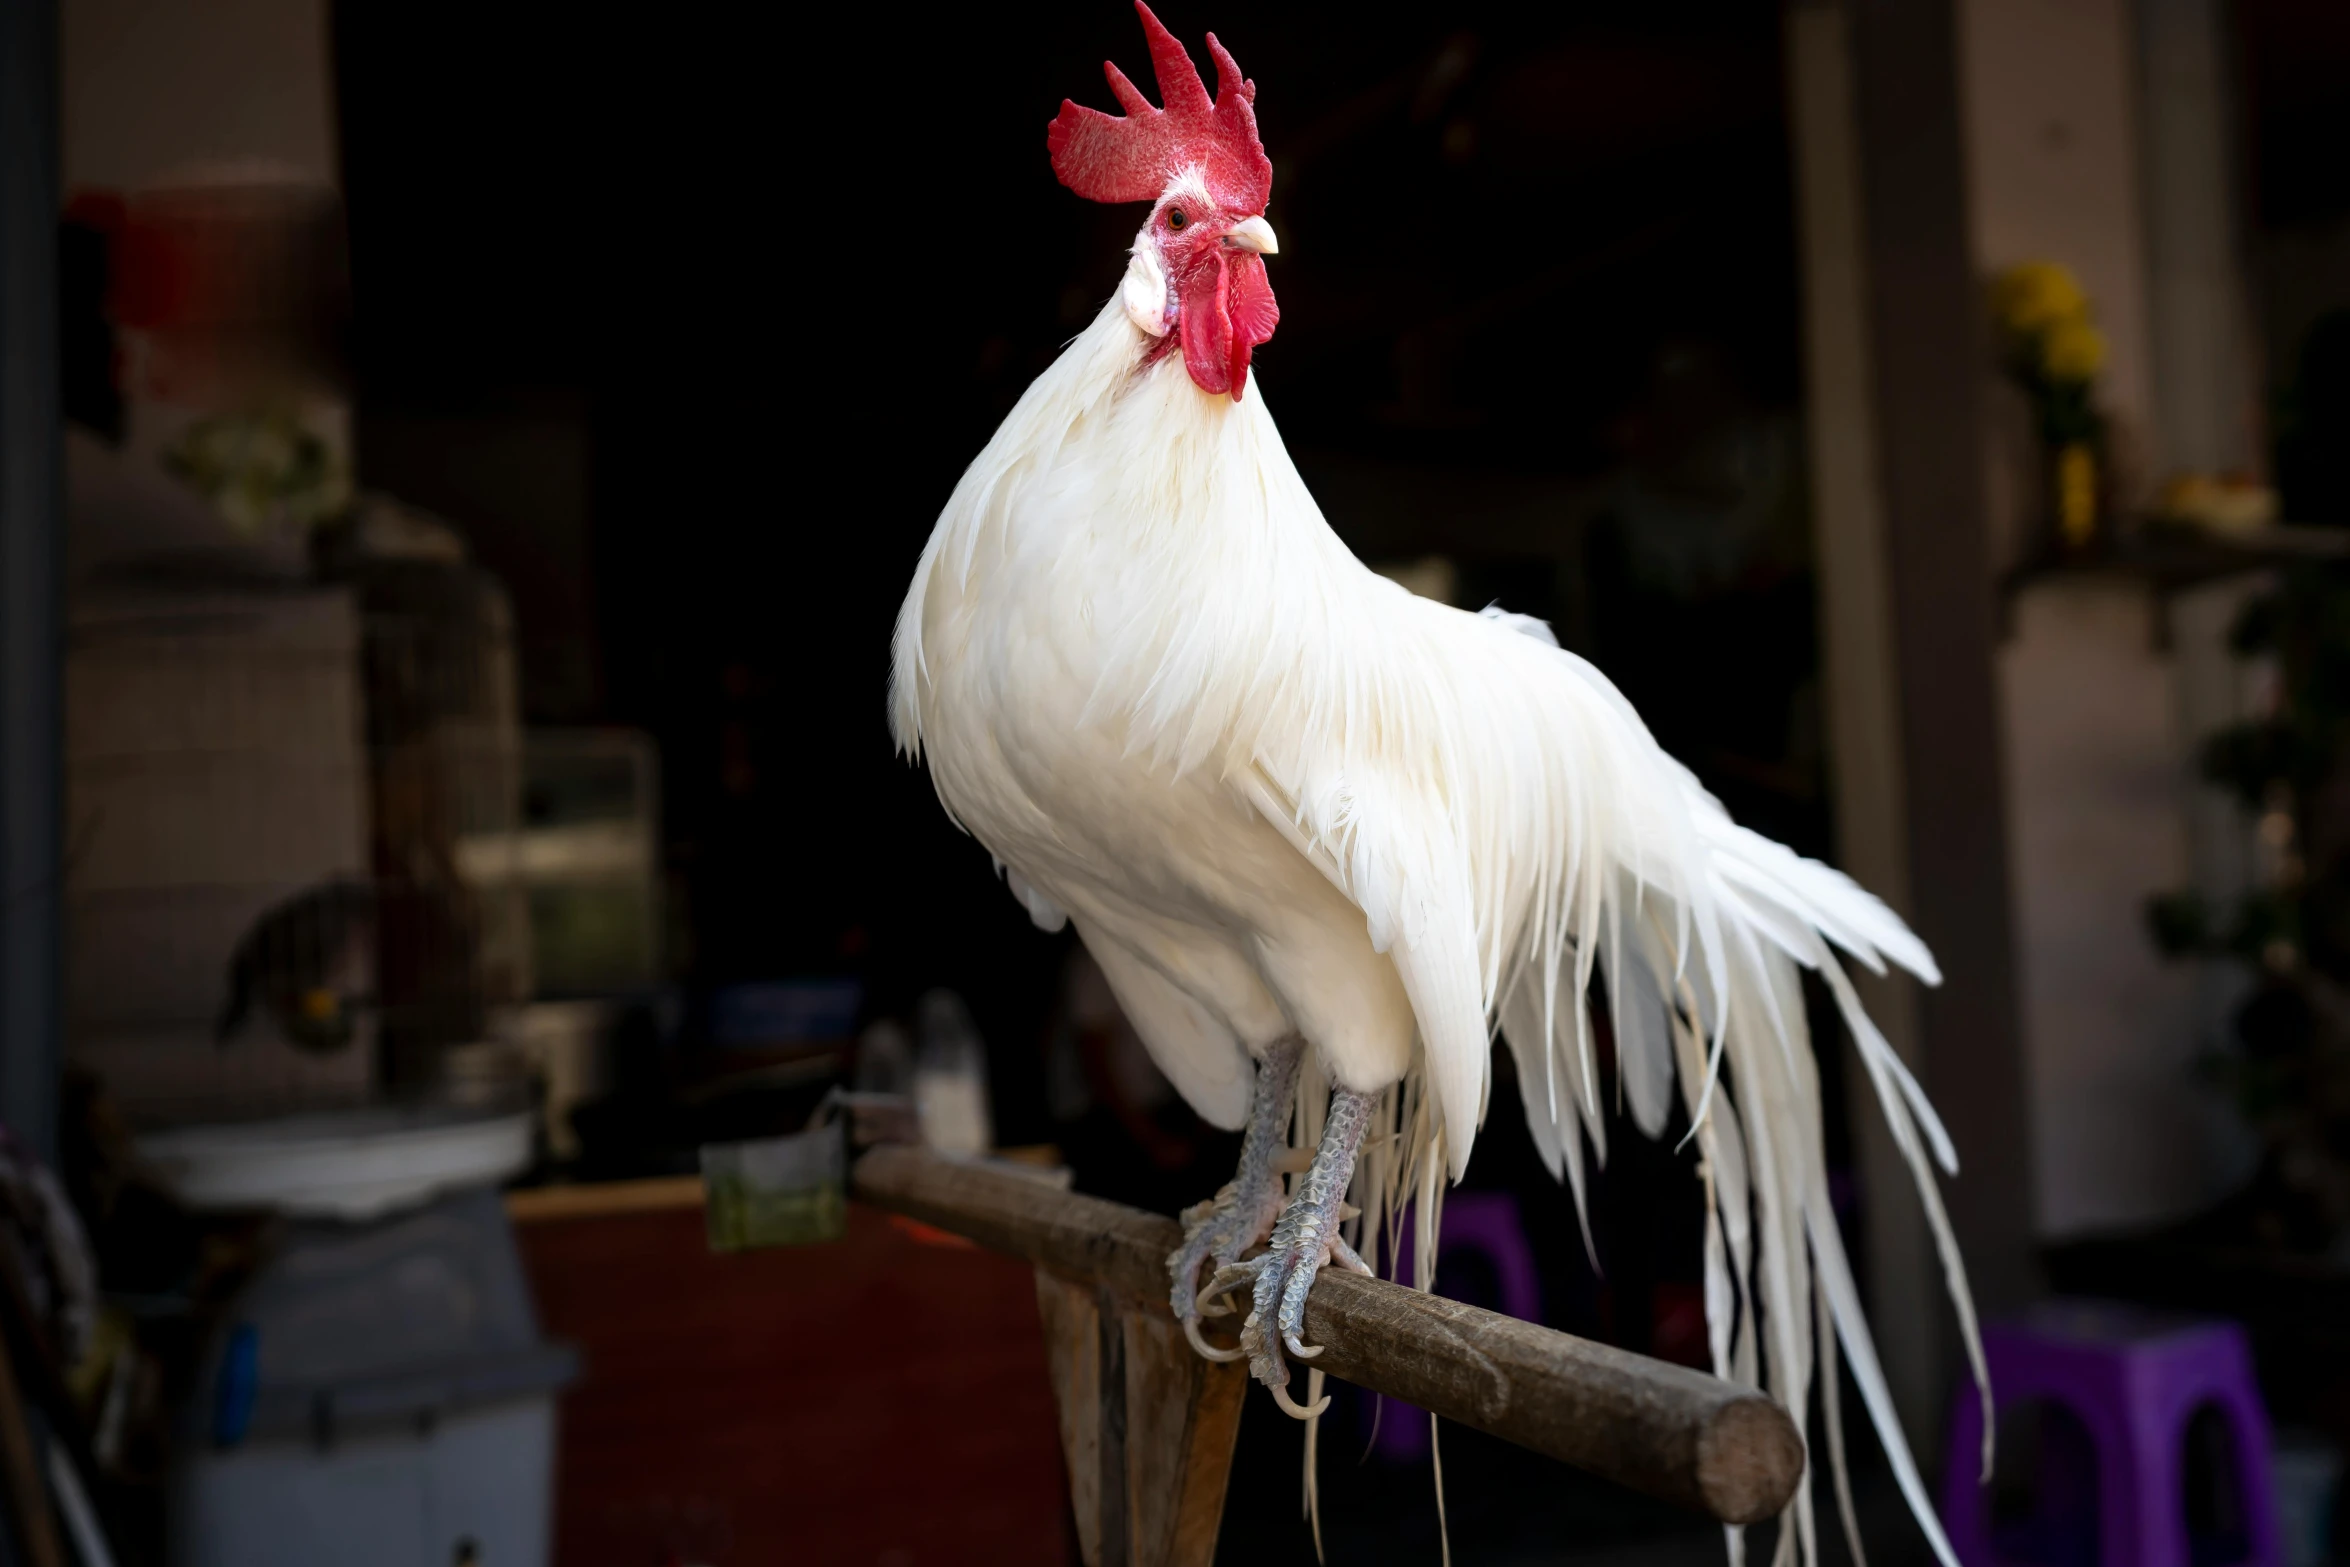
[890,287,1353,769]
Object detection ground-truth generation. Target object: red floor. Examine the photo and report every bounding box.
[518,1199,1072,1566]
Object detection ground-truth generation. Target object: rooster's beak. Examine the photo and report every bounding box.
[1224,216,1279,255]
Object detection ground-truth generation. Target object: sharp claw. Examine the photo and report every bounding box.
[1284,1332,1324,1360]
[1269,1378,1331,1420]
[1183,1315,1247,1362]
[1195,1287,1235,1318]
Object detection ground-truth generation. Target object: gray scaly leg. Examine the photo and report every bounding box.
[1200,1084,1376,1418]
[1167,1035,1304,1362]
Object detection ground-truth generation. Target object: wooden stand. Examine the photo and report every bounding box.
[1035,1271,1246,1567]
[853,1147,1804,1567]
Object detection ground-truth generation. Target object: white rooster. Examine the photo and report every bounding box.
[891,7,1984,1560]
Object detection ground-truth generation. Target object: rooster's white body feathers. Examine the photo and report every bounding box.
[892,252,1981,1567]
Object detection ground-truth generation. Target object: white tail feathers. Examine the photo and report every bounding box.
[1345,803,1981,1567]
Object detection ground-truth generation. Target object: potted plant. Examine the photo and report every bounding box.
[1992,261,2111,557]
[2150,564,2350,1254]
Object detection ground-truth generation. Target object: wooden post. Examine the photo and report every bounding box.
[1034,1271,1246,1567]
[853,1145,1805,1558]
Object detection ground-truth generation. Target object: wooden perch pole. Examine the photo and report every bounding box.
[853,1145,1804,1551]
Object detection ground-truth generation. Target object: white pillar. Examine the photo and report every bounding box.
[1786,0,1942,1444]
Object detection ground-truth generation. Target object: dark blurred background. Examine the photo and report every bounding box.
[6,0,2350,1564]
[328,0,1826,1148]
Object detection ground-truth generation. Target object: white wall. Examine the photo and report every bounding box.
[1959,0,2156,509]
[1997,578,2253,1236]
[63,0,337,193]
[1963,0,2257,1238]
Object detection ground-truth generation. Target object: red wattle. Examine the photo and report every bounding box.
[1176,248,1279,402]
[1226,251,1278,394]
[1178,252,1236,399]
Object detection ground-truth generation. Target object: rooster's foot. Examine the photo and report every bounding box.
[1197,1227,1371,1416]
[1197,1084,1376,1419]
[1167,1035,1304,1362]
[1169,1183,1283,1362]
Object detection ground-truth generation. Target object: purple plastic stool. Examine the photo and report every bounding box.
[1941,1300,2282,1567]
[1360,1192,1540,1463]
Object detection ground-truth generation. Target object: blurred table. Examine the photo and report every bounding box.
[511,1180,1072,1566]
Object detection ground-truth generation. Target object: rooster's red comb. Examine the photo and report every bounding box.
[1047,3,1272,213]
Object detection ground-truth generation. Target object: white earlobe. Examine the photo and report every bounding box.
[1122,246,1171,337]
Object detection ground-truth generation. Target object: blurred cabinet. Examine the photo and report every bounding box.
[513,1193,1069,1566]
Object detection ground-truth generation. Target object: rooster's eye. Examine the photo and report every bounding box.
[1166,207,1188,231]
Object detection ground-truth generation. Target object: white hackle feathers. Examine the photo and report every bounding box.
[1122,241,1173,337]
[893,260,1983,1565]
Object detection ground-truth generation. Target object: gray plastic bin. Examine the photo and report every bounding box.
[170,1186,578,1567]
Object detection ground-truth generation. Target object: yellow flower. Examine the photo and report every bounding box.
[2041,318,2106,383]
[2058,442,2098,546]
[1993,262,2087,334]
